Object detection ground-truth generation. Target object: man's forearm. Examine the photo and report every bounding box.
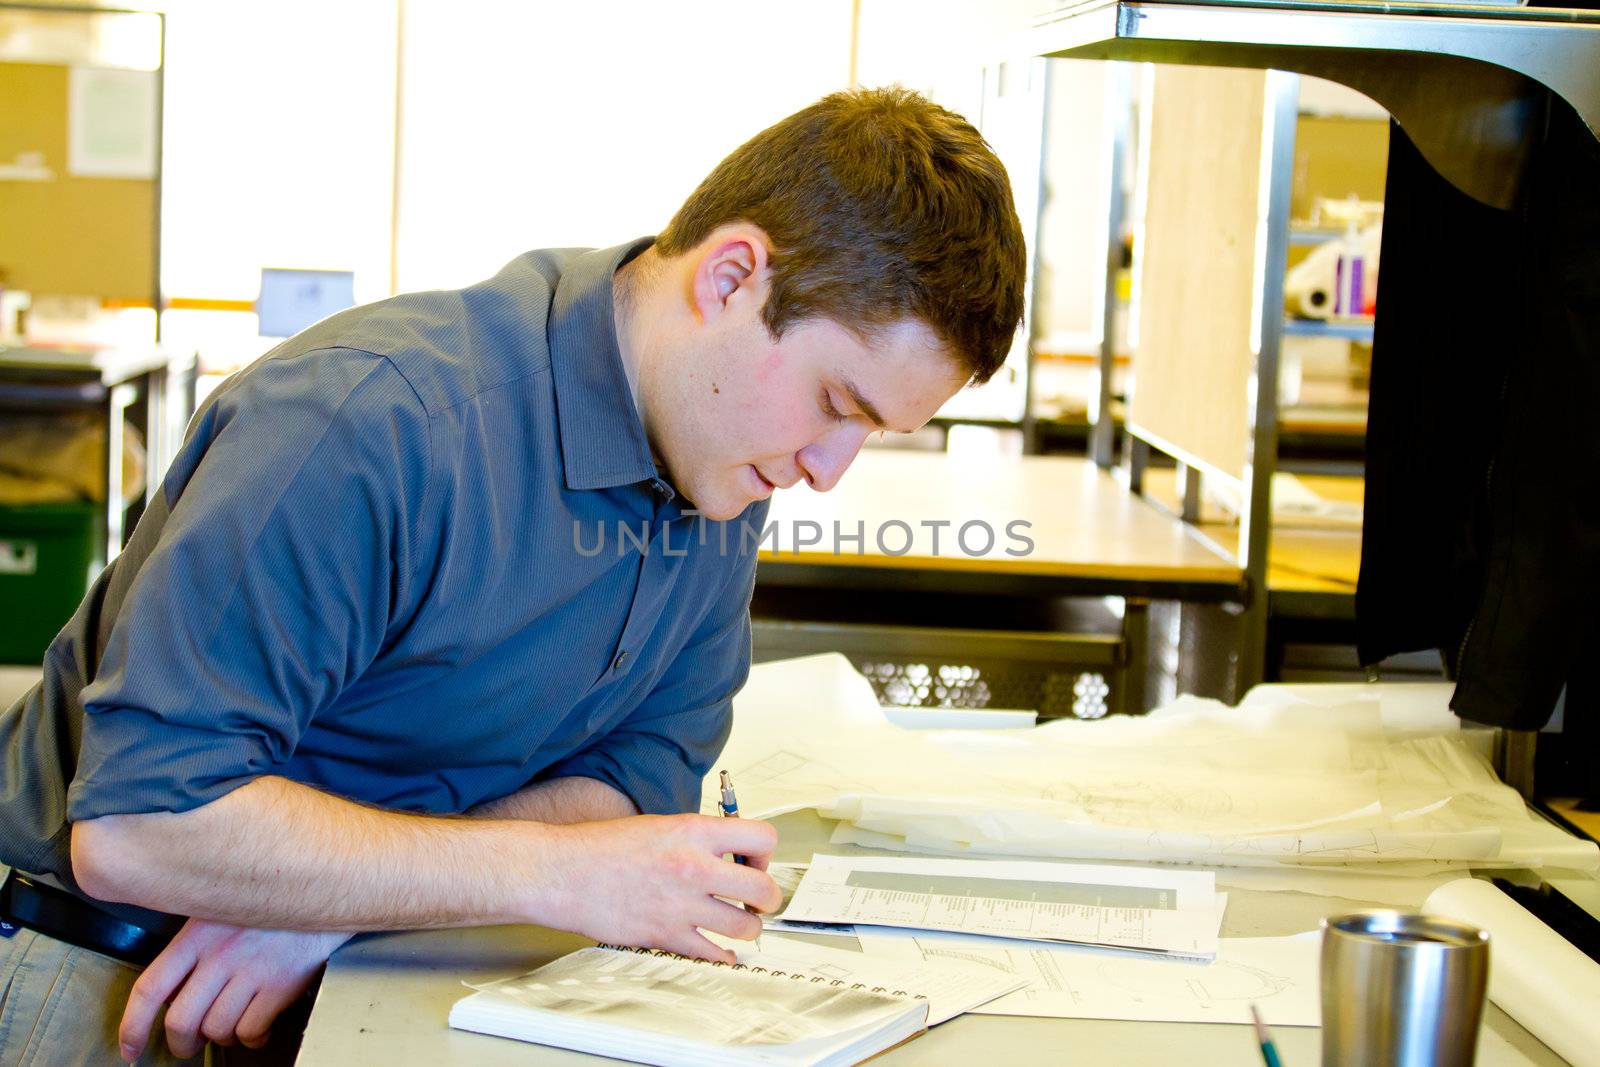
[469,775,638,824]
[71,776,570,932]
[74,773,784,965]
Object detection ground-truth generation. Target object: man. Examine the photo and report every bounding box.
[0,86,1024,1063]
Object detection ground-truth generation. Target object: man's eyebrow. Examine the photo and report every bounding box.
[839,376,898,432]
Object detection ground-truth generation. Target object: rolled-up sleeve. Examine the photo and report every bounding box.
[541,521,760,815]
[67,349,431,821]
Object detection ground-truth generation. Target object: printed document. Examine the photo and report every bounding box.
[780,855,1223,959]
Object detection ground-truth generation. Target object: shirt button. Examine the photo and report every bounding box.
[613,650,629,671]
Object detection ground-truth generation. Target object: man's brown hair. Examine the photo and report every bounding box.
[657,86,1026,384]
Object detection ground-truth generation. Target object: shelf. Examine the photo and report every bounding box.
[1284,318,1374,341]
[1288,227,1345,246]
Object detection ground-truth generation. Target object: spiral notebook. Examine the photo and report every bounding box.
[447,938,1024,1066]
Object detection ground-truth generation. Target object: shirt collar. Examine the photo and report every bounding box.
[548,236,659,492]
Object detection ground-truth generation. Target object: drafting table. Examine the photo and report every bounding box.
[758,449,1239,592]
[295,808,1594,1066]
[1136,467,1372,685]
[753,449,1242,714]
[1140,468,1363,597]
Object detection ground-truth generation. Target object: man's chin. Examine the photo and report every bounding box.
[693,498,749,522]
[668,483,731,521]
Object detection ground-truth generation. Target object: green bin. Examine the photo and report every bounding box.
[0,502,100,664]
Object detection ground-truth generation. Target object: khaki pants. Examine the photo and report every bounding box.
[0,925,303,1067]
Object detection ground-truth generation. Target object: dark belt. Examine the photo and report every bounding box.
[0,870,170,966]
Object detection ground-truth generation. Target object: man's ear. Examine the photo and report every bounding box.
[691,233,769,323]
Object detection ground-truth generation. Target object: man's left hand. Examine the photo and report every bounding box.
[119,918,352,1062]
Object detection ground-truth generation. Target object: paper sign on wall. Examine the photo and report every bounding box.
[69,67,159,179]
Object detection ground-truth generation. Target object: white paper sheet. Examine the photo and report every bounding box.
[1423,879,1600,1067]
[780,855,1222,959]
[710,655,1597,874]
[1211,471,1363,527]
[819,829,1458,909]
[1212,867,1459,909]
[855,928,1322,1026]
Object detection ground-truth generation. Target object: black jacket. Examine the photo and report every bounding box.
[1357,99,1600,731]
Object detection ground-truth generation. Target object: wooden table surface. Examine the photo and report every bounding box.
[1141,467,1364,595]
[759,450,1240,585]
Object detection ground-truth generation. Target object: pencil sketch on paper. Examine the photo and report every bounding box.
[1095,957,1293,1004]
[853,929,1323,1025]
[912,945,1025,978]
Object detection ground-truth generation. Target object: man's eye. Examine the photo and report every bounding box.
[820,390,847,423]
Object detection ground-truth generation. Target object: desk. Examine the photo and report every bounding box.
[1137,467,1375,682]
[1278,402,1366,470]
[752,450,1242,715]
[759,450,1240,596]
[1139,468,1362,586]
[297,810,1581,1066]
[0,345,196,564]
[1550,801,1600,846]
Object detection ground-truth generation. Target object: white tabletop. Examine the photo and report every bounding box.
[0,344,192,385]
[296,810,1576,1066]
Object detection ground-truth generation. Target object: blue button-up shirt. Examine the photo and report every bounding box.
[0,241,767,900]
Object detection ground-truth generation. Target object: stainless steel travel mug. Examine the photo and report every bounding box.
[1321,910,1489,1066]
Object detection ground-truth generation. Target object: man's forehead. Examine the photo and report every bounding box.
[834,345,968,436]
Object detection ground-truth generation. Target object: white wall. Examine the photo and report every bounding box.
[157,0,851,363]
[1032,60,1116,354]
[393,0,853,293]
[854,0,1117,420]
[854,0,1043,105]
[155,0,1117,412]
[159,0,397,305]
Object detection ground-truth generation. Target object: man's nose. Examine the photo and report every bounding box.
[797,424,871,493]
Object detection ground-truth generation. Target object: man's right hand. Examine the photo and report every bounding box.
[537,813,781,962]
